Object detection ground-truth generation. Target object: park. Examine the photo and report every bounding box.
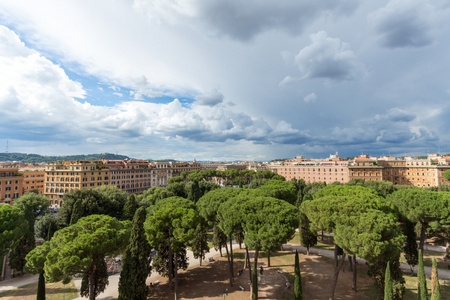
[1,169,450,299]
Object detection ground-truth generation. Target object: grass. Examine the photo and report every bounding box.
[0,280,78,300]
[400,249,450,270]
[403,272,450,299]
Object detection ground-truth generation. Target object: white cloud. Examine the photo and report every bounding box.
[195,88,224,106]
[304,93,317,103]
[293,31,365,82]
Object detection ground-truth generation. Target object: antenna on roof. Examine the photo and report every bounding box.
[5,140,8,153]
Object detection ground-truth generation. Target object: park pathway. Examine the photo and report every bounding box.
[283,244,450,280]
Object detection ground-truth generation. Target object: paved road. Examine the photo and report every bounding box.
[283,244,450,280]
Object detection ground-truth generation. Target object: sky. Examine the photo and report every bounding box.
[1,1,449,161]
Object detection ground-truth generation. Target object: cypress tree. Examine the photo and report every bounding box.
[417,249,428,300]
[402,220,418,273]
[252,258,258,300]
[384,262,393,300]
[431,258,441,300]
[294,250,303,300]
[37,272,46,300]
[118,207,152,300]
[122,195,138,221]
[70,199,83,225]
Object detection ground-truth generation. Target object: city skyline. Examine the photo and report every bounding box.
[1,1,449,161]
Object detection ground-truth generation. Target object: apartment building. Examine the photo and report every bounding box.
[276,159,349,184]
[0,167,23,204]
[44,159,202,206]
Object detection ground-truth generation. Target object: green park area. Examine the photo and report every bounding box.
[1,169,450,299]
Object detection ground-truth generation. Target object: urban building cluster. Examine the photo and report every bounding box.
[1,153,450,206]
[272,153,450,187]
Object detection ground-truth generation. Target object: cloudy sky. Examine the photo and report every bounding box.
[1,1,449,161]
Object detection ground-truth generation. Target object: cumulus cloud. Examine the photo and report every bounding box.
[195,88,224,106]
[292,31,365,82]
[304,93,317,103]
[133,0,359,41]
[0,25,307,147]
[370,0,445,48]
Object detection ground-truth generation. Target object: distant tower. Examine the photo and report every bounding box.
[5,140,8,153]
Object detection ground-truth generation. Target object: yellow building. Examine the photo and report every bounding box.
[0,166,23,204]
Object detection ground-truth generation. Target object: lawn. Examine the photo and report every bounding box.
[0,280,78,300]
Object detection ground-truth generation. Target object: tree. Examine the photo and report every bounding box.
[387,189,447,250]
[122,194,138,221]
[190,219,210,266]
[58,187,127,226]
[252,257,258,300]
[70,199,83,225]
[443,169,450,182]
[144,197,200,299]
[299,213,317,255]
[186,180,202,203]
[431,257,441,300]
[401,220,418,273]
[35,213,58,240]
[118,207,151,300]
[0,204,26,257]
[384,262,393,300]
[254,180,298,205]
[363,180,394,198]
[294,250,303,300]
[10,193,49,273]
[44,215,130,300]
[417,249,428,300]
[25,242,51,300]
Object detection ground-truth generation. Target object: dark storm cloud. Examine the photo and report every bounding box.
[195,89,224,106]
[196,0,359,41]
[386,108,416,123]
[370,0,436,48]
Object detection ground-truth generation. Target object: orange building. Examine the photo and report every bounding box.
[22,170,46,195]
[0,167,23,204]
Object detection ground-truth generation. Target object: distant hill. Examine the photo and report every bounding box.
[0,152,132,163]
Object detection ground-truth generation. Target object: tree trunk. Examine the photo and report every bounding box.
[245,247,248,269]
[230,237,234,277]
[334,244,338,269]
[419,222,427,251]
[219,246,222,257]
[89,270,95,300]
[267,251,271,268]
[329,253,346,300]
[352,255,357,291]
[224,240,233,286]
[174,251,178,300]
[348,255,353,272]
[199,256,202,266]
[168,234,173,289]
[322,230,324,241]
[247,248,252,283]
[306,246,310,256]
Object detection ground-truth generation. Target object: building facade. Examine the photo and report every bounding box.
[0,167,23,204]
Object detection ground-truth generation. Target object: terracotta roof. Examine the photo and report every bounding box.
[354,157,373,161]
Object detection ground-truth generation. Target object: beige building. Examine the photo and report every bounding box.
[0,167,23,204]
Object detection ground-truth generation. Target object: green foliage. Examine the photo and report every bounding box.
[443,169,450,182]
[59,187,127,226]
[197,188,244,226]
[367,259,405,300]
[168,176,184,184]
[299,213,317,253]
[252,258,258,300]
[139,187,173,207]
[190,219,210,265]
[303,181,326,198]
[254,180,298,205]
[118,207,151,300]
[70,199,83,225]
[144,197,200,280]
[294,250,303,300]
[186,180,202,203]
[44,215,130,299]
[166,181,187,198]
[0,204,26,256]
[346,179,365,186]
[25,241,51,274]
[151,246,189,277]
[238,195,299,253]
[35,213,58,240]
[417,250,428,300]
[431,258,441,300]
[384,262,394,300]
[402,220,418,271]
[363,180,395,197]
[122,195,138,221]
